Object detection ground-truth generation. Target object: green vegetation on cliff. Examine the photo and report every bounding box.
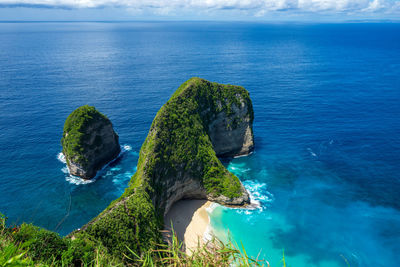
[0,213,122,266]
[79,78,253,259]
[140,77,253,199]
[61,105,111,166]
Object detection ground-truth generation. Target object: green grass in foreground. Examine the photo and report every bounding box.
[0,213,280,266]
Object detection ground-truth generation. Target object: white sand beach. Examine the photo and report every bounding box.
[164,200,212,255]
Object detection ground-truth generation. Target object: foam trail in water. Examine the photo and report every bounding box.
[233,151,254,159]
[58,144,135,185]
[227,162,251,178]
[122,144,132,152]
[307,147,317,157]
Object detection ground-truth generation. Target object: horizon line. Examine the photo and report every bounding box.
[0,19,400,23]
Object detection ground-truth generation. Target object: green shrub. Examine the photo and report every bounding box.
[82,187,162,260]
[13,224,67,263]
[61,238,96,266]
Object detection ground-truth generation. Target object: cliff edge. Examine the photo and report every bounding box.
[61,105,121,179]
[75,78,254,257]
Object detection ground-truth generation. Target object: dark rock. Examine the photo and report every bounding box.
[61,105,120,179]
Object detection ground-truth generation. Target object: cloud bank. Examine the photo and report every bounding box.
[0,0,399,16]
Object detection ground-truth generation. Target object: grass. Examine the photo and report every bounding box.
[127,232,267,267]
[1,212,278,266]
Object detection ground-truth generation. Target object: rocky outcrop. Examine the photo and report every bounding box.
[147,78,253,214]
[208,95,254,157]
[61,105,120,179]
[76,78,254,257]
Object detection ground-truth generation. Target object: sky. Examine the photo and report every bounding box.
[0,0,399,21]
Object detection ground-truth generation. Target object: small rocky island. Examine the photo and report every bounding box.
[61,105,120,179]
[72,77,255,257]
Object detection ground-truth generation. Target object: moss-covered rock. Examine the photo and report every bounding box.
[61,105,120,179]
[76,78,254,258]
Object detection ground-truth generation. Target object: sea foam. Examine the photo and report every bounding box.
[58,144,135,185]
[241,180,274,213]
[57,152,66,164]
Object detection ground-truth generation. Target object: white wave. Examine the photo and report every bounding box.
[66,174,95,185]
[241,180,274,213]
[213,179,273,215]
[122,144,132,152]
[57,152,66,164]
[60,159,97,185]
[58,144,136,185]
[307,147,317,157]
[233,151,254,158]
[61,166,69,174]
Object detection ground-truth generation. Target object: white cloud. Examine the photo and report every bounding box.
[0,0,399,16]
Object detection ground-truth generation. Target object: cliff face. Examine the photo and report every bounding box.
[76,78,254,257]
[208,94,254,157]
[61,105,120,179]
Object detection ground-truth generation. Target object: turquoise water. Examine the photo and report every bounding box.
[0,22,399,266]
[211,158,400,266]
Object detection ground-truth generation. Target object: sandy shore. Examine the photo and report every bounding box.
[164,200,212,254]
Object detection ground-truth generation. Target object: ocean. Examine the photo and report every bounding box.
[0,22,399,266]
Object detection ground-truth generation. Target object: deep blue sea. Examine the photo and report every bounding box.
[0,22,399,267]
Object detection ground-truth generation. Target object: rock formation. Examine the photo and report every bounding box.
[208,92,254,157]
[61,105,120,179]
[74,78,254,257]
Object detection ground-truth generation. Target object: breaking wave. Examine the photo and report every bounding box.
[58,144,135,185]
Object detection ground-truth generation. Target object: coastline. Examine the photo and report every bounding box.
[164,200,212,254]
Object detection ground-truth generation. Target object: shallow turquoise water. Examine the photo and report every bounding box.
[0,22,399,266]
[209,152,400,267]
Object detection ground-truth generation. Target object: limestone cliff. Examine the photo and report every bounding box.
[75,78,254,257]
[61,105,120,179]
[208,92,254,157]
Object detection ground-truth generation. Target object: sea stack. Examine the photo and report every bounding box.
[61,105,120,179]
